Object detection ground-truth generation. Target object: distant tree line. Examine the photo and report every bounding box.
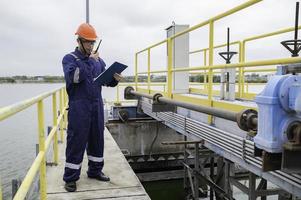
[189,73,268,83]
[0,73,268,84]
[0,76,65,83]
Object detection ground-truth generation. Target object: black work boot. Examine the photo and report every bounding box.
[64,181,77,192]
[88,172,110,182]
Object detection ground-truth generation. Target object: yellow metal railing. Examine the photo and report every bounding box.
[0,178,2,200]
[189,26,301,97]
[0,86,68,200]
[129,0,301,117]
[134,0,264,106]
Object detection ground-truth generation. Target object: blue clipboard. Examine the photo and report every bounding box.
[93,62,127,86]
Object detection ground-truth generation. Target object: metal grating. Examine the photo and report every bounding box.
[140,98,301,197]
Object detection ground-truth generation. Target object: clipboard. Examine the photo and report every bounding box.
[93,62,127,86]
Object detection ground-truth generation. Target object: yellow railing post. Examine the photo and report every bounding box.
[204,50,207,91]
[241,41,246,98]
[52,93,58,165]
[63,89,67,130]
[116,85,120,104]
[0,177,2,200]
[238,42,243,98]
[204,49,207,66]
[208,20,214,124]
[167,38,173,98]
[204,70,207,91]
[135,53,138,90]
[37,100,47,200]
[147,49,151,94]
[59,89,64,143]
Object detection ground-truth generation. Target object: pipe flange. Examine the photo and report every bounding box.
[236,109,258,132]
[153,93,163,103]
[287,121,301,144]
[124,86,136,99]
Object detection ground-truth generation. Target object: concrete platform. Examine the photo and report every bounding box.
[46,128,150,200]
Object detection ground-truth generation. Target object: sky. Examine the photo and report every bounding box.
[0,0,298,76]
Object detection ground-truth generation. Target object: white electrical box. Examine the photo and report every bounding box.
[166,24,190,94]
[220,68,236,101]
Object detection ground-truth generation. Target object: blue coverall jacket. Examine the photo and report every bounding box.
[62,47,117,182]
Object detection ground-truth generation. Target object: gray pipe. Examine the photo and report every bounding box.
[158,96,237,121]
[124,86,257,131]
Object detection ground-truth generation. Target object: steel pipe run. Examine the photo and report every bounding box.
[142,98,301,196]
[124,86,257,132]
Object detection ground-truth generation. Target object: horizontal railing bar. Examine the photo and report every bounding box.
[136,40,167,54]
[244,68,276,72]
[171,57,301,72]
[244,25,301,42]
[0,87,63,122]
[13,152,45,200]
[118,82,166,86]
[44,111,65,151]
[170,0,262,40]
[138,70,167,74]
[189,41,240,54]
[136,0,261,55]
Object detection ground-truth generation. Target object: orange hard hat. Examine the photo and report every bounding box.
[75,23,97,41]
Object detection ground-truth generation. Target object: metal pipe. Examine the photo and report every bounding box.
[160,96,237,121]
[131,90,153,99]
[146,106,301,195]
[186,126,243,155]
[186,119,243,142]
[126,87,258,131]
[186,124,243,151]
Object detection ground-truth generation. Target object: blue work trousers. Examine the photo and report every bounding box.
[63,99,104,183]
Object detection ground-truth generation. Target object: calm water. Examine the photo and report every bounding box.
[0,83,117,199]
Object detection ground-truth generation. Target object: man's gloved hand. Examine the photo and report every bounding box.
[113,73,123,82]
[90,52,99,61]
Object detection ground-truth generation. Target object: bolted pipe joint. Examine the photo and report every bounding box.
[153,93,163,103]
[282,120,301,173]
[124,86,136,99]
[284,121,301,150]
[236,109,258,132]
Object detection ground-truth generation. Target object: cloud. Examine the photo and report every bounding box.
[0,0,298,76]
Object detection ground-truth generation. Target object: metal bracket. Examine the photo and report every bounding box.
[281,39,301,57]
[262,151,282,172]
[46,162,58,166]
[124,86,138,99]
[282,147,301,173]
[219,51,237,64]
[236,109,258,132]
[281,121,301,173]
[151,93,176,112]
[242,139,248,163]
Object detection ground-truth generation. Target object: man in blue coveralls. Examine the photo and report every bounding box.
[62,23,122,192]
